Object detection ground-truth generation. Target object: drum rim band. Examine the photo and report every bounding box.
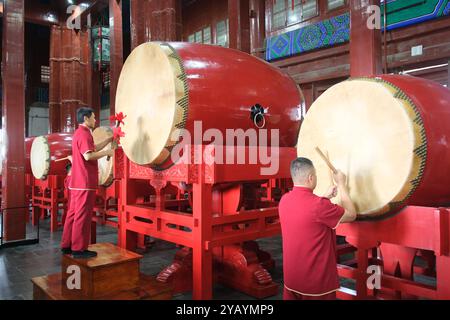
[31,135,51,180]
[150,42,190,171]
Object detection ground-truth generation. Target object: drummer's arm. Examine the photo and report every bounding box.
[338,184,357,223]
[84,149,114,161]
[334,170,357,224]
[95,137,113,151]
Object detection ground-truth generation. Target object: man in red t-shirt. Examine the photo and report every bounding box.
[279,157,357,300]
[61,107,113,259]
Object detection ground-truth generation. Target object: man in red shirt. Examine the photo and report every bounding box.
[61,107,113,259]
[279,157,357,300]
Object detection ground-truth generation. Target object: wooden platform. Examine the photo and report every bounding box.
[32,273,172,300]
[31,243,172,300]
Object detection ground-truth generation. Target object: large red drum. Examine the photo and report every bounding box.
[297,75,450,219]
[116,42,304,169]
[30,133,73,180]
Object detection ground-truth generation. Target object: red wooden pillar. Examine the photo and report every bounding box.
[109,0,124,116]
[192,162,213,300]
[1,0,26,241]
[350,0,382,77]
[228,0,251,53]
[131,0,181,43]
[49,26,90,133]
[250,0,265,57]
[130,0,146,49]
[87,27,101,119]
[60,27,78,133]
[49,26,61,133]
[161,0,182,41]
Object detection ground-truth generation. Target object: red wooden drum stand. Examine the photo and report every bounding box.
[118,146,296,299]
[336,206,450,300]
[30,175,68,232]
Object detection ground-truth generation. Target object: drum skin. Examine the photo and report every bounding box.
[298,75,450,219]
[116,42,304,169]
[93,126,115,187]
[31,133,73,179]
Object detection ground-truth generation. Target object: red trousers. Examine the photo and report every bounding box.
[61,189,96,251]
[283,288,336,300]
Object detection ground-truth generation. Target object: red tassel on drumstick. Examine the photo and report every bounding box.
[109,112,127,161]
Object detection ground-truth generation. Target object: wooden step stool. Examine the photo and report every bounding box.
[31,243,172,300]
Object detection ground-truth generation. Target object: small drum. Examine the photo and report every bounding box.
[297,75,450,219]
[116,42,304,170]
[93,126,114,187]
[30,133,73,180]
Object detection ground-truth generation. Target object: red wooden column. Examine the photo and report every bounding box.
[350,0,382,77]
[62,27,79,132]
[250,0,265,58]
[152,0,177,41]
[130,0,181,46]
[87,30,101,118]
[154,0,180,42]
[228,0,251,53]
[49,26,62,133]
[130,0,146,48]
[49,26,90,133]
[1,0,26,241]
[109,0,124,116]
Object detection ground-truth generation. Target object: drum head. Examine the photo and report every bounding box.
[93,126,114,187]
[297,78,427,218]
[31,136,51,180]
[116,42,189,167]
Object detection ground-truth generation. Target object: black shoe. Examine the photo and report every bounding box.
[72,250,98,259]
[61,248,72,255]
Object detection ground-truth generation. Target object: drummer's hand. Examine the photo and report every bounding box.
[105,149,114,158]
[324,185,338,199]
[333,170,347,186]
[68,155,72,163]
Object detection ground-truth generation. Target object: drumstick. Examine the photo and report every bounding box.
[55,156,70,163]
[325,150,334,184]
[315,147,338,174]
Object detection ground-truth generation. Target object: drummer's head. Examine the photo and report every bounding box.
[291,157,317,190]
[77,107,96,129]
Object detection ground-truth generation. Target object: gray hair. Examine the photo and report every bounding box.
[290,157,314,183]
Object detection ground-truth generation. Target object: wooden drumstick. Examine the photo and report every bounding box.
[315,147,338,174]
[325,150,334,184]
[55,156,71,163]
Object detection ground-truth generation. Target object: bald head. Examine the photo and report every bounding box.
[290,157,316,187]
